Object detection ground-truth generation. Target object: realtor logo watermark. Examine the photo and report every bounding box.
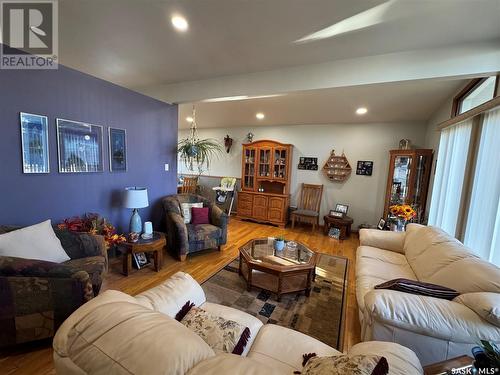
[1,0,58,69]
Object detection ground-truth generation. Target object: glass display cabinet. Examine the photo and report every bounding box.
[383,149,434,223]
[238,140,293,228]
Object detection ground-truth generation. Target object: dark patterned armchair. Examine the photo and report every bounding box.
[163,194,228,261]
[0,225,107,347]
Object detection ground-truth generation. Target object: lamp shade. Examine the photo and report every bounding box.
[124,187,149,209]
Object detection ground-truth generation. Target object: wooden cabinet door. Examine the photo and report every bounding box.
[268,197,285,222]
[252,195,268,220]
[237,193,253,217]
[242,147,256,191]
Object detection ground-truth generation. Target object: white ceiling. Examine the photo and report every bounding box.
[178,78,467,129]
[58,0,500,91]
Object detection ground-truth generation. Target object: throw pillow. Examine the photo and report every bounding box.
[0,220,70,263]
[181,202,203,224]
[191,207,210,225]
[180,306,250,355]
[454,292,500,327]
[374,278,459,300]
[300,354,388,375]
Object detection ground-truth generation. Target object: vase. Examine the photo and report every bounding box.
[274,240,285,251]
[391,218,406,232]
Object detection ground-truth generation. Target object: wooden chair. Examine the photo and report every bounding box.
[291,184,323,231]
[181,176,198,194]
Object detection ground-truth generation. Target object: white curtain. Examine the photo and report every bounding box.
[464,108,500,265]
[428,119,473,235]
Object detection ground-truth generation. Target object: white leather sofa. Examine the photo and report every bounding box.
[53,272,423,374]
[357,224,500,366]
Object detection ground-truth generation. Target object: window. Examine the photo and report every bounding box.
[429,107,500,265]
[453,75,499,116]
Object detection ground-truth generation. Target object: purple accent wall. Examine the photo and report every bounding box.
[0,64,178,231]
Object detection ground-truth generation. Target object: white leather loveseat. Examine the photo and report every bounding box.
[357,224,500,366]
[53,272,423,374]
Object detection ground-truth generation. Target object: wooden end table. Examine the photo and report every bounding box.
[323,215,353,239]
[119,232,166,276]
[423,355,474,375]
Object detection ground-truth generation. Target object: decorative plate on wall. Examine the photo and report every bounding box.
[323,150,352,182]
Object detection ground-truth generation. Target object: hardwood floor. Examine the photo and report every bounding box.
[0,218,361,375]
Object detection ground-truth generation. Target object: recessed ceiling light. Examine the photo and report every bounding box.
[356,107,368,115]
[171,15,188,32]
[186,116,193,122]
[256,113,265,120]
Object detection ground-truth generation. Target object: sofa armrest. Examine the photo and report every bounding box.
[348,341,422,375]
[166,212,189,256]
[134,272,206,317]
[364,289,500,343]
[210,204,228,245]
[359,229,405,253]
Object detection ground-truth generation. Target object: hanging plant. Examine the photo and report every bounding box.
[178,106,223,173]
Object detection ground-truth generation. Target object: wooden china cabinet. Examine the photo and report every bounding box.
[237,140,293,228]
[383,149,433,223]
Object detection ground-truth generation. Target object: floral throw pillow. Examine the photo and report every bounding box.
[301,354,388,375]
[180,306,250,355]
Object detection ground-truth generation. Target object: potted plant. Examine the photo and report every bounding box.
[178,106,223,173]
[472,340,500,372]
[274,235,285,251]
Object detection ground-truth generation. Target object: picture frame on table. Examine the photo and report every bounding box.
[20,112,50,174]
[108,127,127,172]
[329,210,344,218]
[56,118,104,173]
[133,252,151,269]
[334,203,349,215]
[377,218,386,230]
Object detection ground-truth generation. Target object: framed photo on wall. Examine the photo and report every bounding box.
[356,161,373,176]
[20,112,50,174]
[108,127,127,172]
[56,118,104,173]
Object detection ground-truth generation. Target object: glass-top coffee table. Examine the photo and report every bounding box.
[238,237,318,301]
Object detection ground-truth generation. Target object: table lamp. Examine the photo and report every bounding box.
[124,187,149,233]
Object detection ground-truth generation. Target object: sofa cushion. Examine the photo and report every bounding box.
[181,202,204,223]
[302,354,388,375]
[191,207,210,225]
[201,302,263,356]
[348,341,423,375]
[426,257,500,293]
[54,292,215,375]
[356,246,417,312]
[247,324,340,372]
[363,289,500,342]
[0,220,70,263]
[187,353,281,375]
[180,306,250,355]
[135,272,207,317]
[454,293,500,328]
[403,225,453,265]
[187,224,222,242]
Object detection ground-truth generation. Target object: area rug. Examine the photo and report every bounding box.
[202,253,348,350]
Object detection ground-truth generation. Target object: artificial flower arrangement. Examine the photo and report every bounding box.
[389,204,417,221]
[58,213,126,246]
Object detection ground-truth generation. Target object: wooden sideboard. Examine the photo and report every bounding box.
[237,140,293,228]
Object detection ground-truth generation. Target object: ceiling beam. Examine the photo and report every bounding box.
[136,42,500,104]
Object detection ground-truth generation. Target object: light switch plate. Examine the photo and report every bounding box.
[164,163,169,171]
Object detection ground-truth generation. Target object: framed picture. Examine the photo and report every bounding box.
[335,203,349,215]
[356,161,373,176]
[377,218,386,230]
[108,127,127,172]
[298,157,318,170]
[56,118,104,173]
[133,252,150,269]
[328,227,341,239]
[20,112,50,174]
[329,210,343,218]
